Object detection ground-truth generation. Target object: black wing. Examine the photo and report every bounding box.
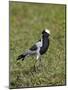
[29,44,37,51]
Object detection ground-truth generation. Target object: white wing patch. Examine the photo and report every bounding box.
[36,39,42,48]
[36,39,43,60]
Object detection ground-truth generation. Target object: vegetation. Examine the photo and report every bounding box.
[9,2,66,88]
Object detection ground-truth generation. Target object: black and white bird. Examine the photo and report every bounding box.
[17,29,50,61]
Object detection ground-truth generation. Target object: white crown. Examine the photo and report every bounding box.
[45,29,50,34]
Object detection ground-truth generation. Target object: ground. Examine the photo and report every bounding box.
[9,2,66,88]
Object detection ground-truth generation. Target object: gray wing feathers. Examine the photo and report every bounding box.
[24,50,36,56]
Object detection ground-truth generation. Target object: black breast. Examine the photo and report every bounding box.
[40,38,49,55]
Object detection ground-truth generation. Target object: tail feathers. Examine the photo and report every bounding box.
[17,50,31,61]
[17,54,26,61]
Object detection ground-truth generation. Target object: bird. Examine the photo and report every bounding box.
[17,29,50,61]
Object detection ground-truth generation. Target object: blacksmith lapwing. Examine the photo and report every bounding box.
[17,29,50,61]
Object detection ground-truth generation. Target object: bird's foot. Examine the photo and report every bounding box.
[22,58,24,61]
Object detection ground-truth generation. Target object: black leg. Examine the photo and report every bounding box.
[39,58,42,66]
[33,60,37,72]
[33,64,36,72]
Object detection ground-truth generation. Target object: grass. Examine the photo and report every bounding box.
[9,2,66,88]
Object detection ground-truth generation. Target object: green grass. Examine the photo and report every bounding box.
[9,2,66,88]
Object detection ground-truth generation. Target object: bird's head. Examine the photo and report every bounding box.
[42,29,50,37]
